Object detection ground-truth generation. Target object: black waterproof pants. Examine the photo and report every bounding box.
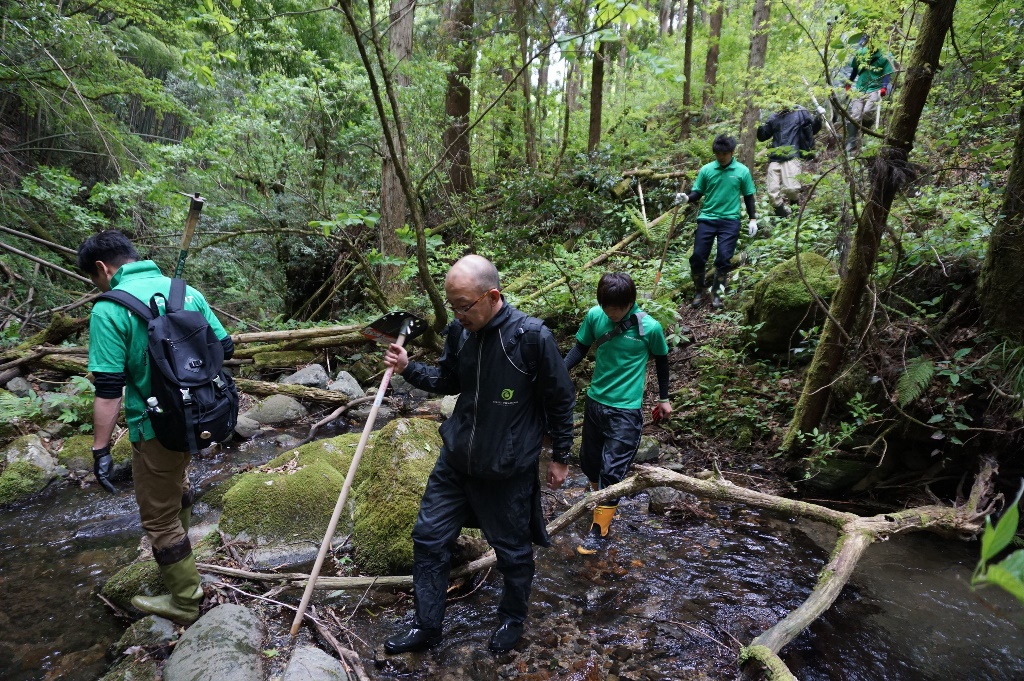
[411,452,537,629]
[579,396,644,494]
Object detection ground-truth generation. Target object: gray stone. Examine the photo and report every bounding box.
[275,433,302,449]
[389,375,429,400]
[243,394,307,425]
[282,646,349,681]
[440,394,459,419]
[4,434,58,476]
[38,420,69,439]
[5,376,31,397]
[39,392,64,417]
[163,604,264,681]
[327,371,365,399]
[647,486,687,515]
[633,436,660,464]
[108,615,179,660]
[280,364,330,390]
[233,415,261,439]
[350,403,392,423]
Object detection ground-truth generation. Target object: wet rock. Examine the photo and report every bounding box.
[243,394,308,425]
[352,419,442,573]
[110,435,133,478]
[280,364,330,390]
[440,394,459,419]
[389,375,429,399]
[5,376,31,397]
[108,615,179,660]
[632,436,660,464]
[646,487,686,515]
[1,434,58,505]
[234,415,262,439]
[275,433,302,449]
[163,604,264,681]
[327,371,365,399]
[56,434,95,472]
[282,646,349,681]
[102,533,220,610]
[350,403,393,423]
[98,656,159,681]
[745,253,839,354]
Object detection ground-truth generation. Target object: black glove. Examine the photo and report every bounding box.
[92,445,117,494]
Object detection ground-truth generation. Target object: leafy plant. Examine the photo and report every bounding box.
[0,391,44,424]
[972,482,1024,605]
[896,356,935,407]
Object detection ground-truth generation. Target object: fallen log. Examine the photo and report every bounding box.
[231,324,362,344]
[234,377,352,405]
[0,314,88,363]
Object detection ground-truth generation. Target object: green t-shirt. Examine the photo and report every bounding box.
[692,158,756,221]
[87,260,229,442]
[850,49,893,93]
[575,303,669,410]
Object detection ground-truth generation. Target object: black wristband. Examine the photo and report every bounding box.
[551,451,571,465]
[92,445,111,459]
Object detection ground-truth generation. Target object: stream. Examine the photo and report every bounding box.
[1,430,1022,680]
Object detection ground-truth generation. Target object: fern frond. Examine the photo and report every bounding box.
[896,357,934,407]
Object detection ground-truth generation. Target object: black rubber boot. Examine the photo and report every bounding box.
[489,620,524,653]
[384,626,443,654]
[690,268,708,308]
[711,271,728,310]
[773,204,792,218]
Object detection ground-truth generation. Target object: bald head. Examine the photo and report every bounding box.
[447,254,500,293]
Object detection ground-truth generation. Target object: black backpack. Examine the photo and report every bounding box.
[100,278,239,454]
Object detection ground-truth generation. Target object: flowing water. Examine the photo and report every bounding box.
[1,433,1022,680]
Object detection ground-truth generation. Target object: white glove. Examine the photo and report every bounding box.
[816,106,827,115]
[674,192,689,206]
[748,219,758,237]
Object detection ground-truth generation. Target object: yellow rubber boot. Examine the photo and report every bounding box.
[577,505,617,556]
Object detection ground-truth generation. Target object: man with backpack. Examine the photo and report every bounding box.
[78,229,236,625]
[381,255,575,655]
[756,104,824,217]
[844,41,894,154]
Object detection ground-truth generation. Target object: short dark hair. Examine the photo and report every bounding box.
[597,272,637,308]
[712,134,737,154]
[77,230,139,276]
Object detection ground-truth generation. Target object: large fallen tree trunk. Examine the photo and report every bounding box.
[232,377,353,405]
[198,463,989,678]
[231,324,363,344]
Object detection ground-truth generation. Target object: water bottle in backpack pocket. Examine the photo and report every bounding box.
[100,278,239,454]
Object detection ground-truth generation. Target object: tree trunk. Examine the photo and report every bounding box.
[441,0,474,194]
[702,1,724,122]
[513,0,537,168]
[978,103,1024,339]
[588,40,607,154]
[737,0,771,169]
[782,0,958,451]
[680,0,695,139]
[658,0,672,36]
[379,0,415,298]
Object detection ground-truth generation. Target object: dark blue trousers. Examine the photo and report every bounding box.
[411,452,538,628]
[689,218,741,273]
[579,396,643,498]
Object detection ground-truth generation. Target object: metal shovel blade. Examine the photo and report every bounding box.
[361,310,428,344]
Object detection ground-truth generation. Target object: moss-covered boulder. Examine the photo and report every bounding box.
[57,434,94,472]
[352,418,442,574]
[102,532,219,610]
[218,432,367,565]
[745,253,840,353]
[0,434,58,505]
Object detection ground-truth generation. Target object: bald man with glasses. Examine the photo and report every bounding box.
[382,255,576,655]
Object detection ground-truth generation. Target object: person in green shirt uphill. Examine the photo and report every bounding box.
[563,272,671,555]
[844,42,894,154]
[79,230,234,625]
[675,134,758,309]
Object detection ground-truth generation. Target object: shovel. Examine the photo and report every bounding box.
[289,310,428,637]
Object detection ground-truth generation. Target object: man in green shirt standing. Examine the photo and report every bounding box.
[676,134,758,309]
[79,230,234,625]
[844,42,894,154]
[564,273,671,555]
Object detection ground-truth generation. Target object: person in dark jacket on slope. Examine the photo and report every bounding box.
[756,104,823,217]
[381,254,576,655]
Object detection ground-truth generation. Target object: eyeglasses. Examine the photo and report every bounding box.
[448,289,494,315]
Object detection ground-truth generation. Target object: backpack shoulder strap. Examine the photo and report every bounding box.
[503,316,545,376]
[594,311,647,349]
[99,290,154,321]
[167,278,186,313]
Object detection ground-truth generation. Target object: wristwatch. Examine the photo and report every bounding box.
[551,450,571,465]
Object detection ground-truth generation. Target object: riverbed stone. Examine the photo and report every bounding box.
[102,532,219,611]
[633,436,660,464]
[352,418,442,573]
[38,419,69,439]
[234,415,262,439]
[647,487,687,515]
[327,371,365,399]
[163,604,264,681]
[218,432,368,565]
[440,394,458,419]
[349,402,392,423]
[389,374,430,400]
[108,615,179,660]
[243,394,307,425]
[745,252,840,353]
[280,364,330,390]
[282,646,349,681]
[5,376,31,397]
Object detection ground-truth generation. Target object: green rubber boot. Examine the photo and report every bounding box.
[132,552,204,625]
[178,504,191,535]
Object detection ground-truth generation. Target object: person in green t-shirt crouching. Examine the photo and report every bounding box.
[675,134,758,309]
[563,273,671,556]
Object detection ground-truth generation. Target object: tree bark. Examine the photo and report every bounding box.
[441,0,475,193]
[379,0,415,299]
[737,0,770,169]
[658,0,673,36]
[680,0,695,138]
[234,377,353,405]
[513,0,538,168]
[782,0,958,451]
[978,103,1024,339]
[588,40,607,154]
[702,1,724,121]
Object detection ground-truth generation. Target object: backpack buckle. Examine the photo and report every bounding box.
[180,388,192,405]
[213,375,225,390]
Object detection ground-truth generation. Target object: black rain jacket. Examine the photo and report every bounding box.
[756,106,823,162]
[401,301,575,480]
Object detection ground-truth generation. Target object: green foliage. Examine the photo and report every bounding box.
[0,391,44,424]
[896,357,935,407]
[973,482,1024,605]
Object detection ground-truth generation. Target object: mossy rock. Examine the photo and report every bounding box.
[0,460,52,506]
[352,418,443,574]
[112,435,133,465]
[801,457,874,493]
[102,532,219,610]
[218,433,366,548]
[745,253,840,353]
[199,474,244,510]
[97,658,159,681]
[252,350,316,369]
[57,434,94,471]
